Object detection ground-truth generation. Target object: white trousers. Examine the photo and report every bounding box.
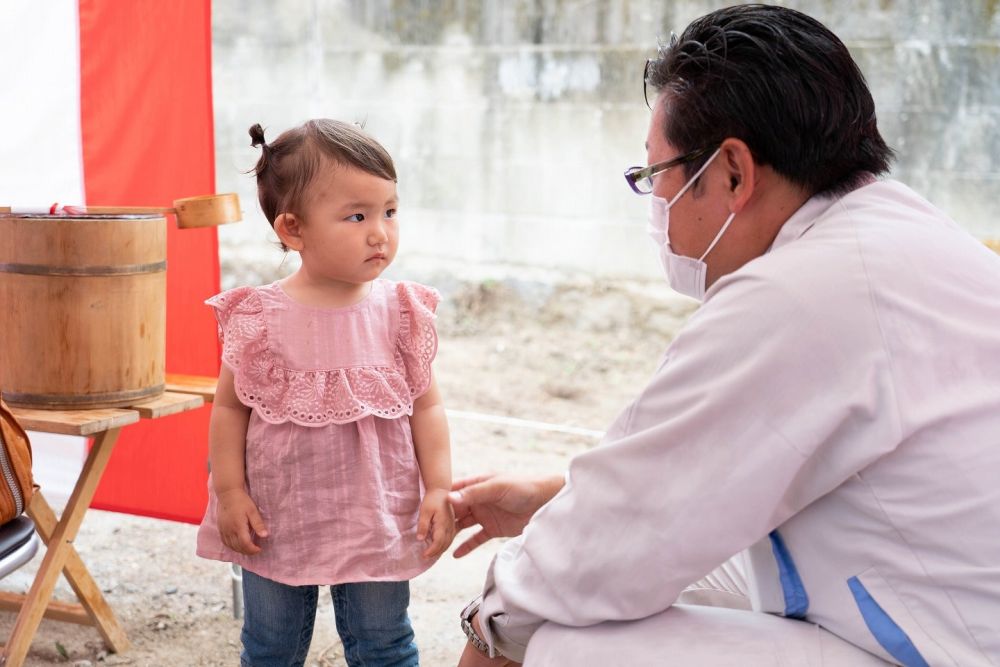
[523,560,891,666]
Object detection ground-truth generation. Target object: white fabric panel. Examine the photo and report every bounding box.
[0,0,84,207]
[1,0,87,504]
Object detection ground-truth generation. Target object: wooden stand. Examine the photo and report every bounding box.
[0,376,215,666]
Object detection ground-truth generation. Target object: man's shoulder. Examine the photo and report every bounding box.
[734,179,963,288]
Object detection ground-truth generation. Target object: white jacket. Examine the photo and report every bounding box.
[479,180,1000,666]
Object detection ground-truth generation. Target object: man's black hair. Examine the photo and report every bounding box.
[646,4,894,196]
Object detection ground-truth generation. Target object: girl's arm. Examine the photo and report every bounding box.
[411,373,455,558]
[210,365,268,555]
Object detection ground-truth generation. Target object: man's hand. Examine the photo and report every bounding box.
[418,488,456,559]
[216,488,268,555]
[449,473,564,558]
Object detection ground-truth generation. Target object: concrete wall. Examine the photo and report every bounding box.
[212,0,1000,284]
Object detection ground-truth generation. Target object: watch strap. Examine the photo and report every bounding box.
[460,596,503,658]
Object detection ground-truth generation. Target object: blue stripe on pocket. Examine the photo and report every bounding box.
[768,530,809,618]
[847,576,929,667]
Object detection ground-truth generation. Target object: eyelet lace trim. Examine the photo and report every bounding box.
[208,282,439,427]
[395,281,439,399]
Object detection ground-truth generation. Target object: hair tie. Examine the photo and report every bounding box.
[248,123,270,175]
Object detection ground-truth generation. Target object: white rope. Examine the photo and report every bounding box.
[445,409,605,440]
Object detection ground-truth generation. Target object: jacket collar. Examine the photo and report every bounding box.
[768,175,878,253]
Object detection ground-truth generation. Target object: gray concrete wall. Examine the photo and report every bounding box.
[212,0,1000,283]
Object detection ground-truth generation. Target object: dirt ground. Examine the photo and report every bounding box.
[0,277,697,667]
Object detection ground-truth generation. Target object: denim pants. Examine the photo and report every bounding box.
[240,569,419,667]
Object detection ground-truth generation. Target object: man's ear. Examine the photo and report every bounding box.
[720,138,755,214]
[274,213,304,251]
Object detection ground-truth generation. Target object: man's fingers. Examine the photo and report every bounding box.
[452,529,490,558]
[449,479,504,511]
[450,479,499,517]
[455,513,479,531]
[451,474,496,493]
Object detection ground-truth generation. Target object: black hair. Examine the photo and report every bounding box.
[646,4,894,196]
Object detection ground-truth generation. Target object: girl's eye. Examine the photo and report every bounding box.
[346,213,365,222]
[385,208,397,219]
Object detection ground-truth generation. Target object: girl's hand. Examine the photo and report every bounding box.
[417,488,456,559]
[216,488,268,555]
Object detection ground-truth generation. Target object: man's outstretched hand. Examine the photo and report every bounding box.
[448,473,564,558]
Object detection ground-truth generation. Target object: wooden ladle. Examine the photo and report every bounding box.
[1,193,242,229]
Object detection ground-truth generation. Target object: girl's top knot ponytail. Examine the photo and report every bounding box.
[249,123,269,176]
[249,123,267,149]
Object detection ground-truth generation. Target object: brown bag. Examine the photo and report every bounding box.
[0,398,35,521]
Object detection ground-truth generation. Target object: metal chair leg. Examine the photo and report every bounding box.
[231,563,243,620]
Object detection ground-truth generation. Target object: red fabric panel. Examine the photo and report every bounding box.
[79,0,218,523]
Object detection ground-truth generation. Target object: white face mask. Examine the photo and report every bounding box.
[647,148,736,301]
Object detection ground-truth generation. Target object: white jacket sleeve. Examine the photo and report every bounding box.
[478,260,902,660]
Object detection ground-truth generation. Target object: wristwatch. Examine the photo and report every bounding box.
[460,596,503,658]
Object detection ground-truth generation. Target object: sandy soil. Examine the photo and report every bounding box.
[0,278,696,666]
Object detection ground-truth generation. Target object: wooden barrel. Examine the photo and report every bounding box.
[0,213,166,408]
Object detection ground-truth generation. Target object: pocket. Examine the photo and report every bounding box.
[848,568,954,667]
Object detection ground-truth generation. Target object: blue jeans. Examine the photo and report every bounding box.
[241,569,418,667]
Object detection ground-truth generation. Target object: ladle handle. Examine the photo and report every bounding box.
[0,205,175,215]
[2,193,240,228]
[65,205,178,215]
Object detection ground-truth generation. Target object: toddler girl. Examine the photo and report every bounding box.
[197,119,454,667]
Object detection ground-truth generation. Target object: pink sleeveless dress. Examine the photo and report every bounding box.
[195,279,440,585]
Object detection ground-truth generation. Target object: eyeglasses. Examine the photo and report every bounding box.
[643,34,678,110]
[623,145,717,195]
[643,59,654,110]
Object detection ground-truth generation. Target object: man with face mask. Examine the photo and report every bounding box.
[452,5,1000,666]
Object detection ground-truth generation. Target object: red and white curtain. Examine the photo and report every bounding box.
[0,0,218,524]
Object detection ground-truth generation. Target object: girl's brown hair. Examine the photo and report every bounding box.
[248,119,396,229]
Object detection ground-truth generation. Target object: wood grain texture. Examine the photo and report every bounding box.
[164,373,217,402]
[2,429,123,666]
[26,492,130,650]
[129,391,204,418]
[6,406,139,436]
[0,215,167,409]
